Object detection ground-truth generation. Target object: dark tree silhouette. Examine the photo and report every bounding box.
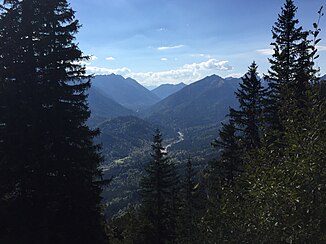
[140,129,179,244]
[0,1,107,243]
[230,61,267,150]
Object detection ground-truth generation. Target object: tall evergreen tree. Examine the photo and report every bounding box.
[140,129,179,244]
[0,1,107,243]
[176,158,200,244]
[230,61,267,150]
[205,122,243,242]
[212,121,242,185]
[264,0,306,132]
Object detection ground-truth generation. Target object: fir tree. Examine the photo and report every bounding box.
[229,61,267,150]
[264,0,306,133]
[206,122,244,242]
[140,129,179,244]
[212,121,242,185]
[176,158,200,244]
[0,1,107,243]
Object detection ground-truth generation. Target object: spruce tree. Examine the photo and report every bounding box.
[206,122,243,242]
[176,158,200,244]
[140,129,179,244]
[0,1,107,243]
[212,121,242,185]
[229,61,267,150]
[264,0,306,133]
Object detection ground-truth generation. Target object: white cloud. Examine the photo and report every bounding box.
[86,66,132,77]
[105,56,115,61]
[157,45,184,51]
[190,53,211,58]
[161,57,168,61]
[317,45,326,51]
[256,48,274,55]
[225,73,243,78]
[183,59,232,71]
[86,59,233,86]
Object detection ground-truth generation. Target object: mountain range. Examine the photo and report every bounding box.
[89,73,240,131]
[145,75,239,129]
[92,74,160,111]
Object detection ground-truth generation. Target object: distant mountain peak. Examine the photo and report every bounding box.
[145,75,239,128]
[208,74,222,79]
[98,73,119,78]
[92,75,161,111]
[190,74,225,88]
[151,82,187,99]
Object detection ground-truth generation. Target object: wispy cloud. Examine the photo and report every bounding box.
[105,56,115,61]
[226,73,243,78]
[161,57,168,61]
[256,48,274,55]
[190,53,211,58]
[86,59,232,86]
[317,45,326,51]
[157,45,184,51]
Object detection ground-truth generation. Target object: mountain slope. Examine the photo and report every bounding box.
[95,116,156,162]
[151,82,187,99]
[145,75,240,129]
[92,74,161,111]
[88,86,134,118]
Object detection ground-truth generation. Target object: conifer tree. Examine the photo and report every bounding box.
[140,129,179,244]
[230,61,267,150]
[176,158,200,244]
[212,121,242,185]
[206,122,243,242]
[264,0,306,132]
[0,0,107,243]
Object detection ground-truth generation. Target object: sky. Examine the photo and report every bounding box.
[70,0,326,88]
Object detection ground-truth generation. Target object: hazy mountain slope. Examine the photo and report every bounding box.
[92,74,161,111]
[145,75,240,129]
[88,86,134,118]
[151,82,187,99]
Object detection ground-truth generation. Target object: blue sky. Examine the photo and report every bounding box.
[71,0,326,87]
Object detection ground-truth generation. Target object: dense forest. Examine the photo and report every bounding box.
[0,0,325,243]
